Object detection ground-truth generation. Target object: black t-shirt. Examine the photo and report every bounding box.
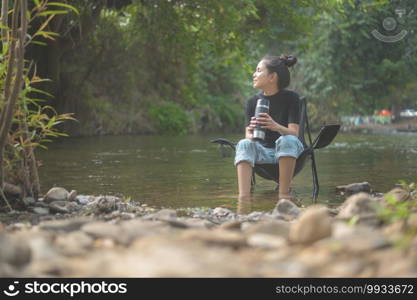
[245,89,300,148]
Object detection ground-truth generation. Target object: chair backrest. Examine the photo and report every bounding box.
[298,96,308,148]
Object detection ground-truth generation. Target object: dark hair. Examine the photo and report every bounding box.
[262,54,297,90]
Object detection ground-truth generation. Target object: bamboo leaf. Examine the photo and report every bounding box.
[47,2,79,15]
[38,10,69,16]
[30,40,47,46]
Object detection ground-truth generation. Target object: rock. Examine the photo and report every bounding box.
[384,188,410,203]
[324,259,365,277]
[68,190,78,202]
[6,223,31,231]
[49,201,80,214]
[39,218,92,232]
[407,213,417,229]
[119,212,136,220]
[337,192,379,220]
[74,236,251,277]
[246,233,286,249]
[81,222,123,241]
[180,229,247,248]
[331,221,356,239]
[246,211,265,221]
[77,195,94,205]
[0,233,32,268]
[272,199,301,219]
[82,219,170,246]
[212,207,234,218]
[183,219,216,229]
[32,207,50,215]
[371,249,417,277]
[22,197,36,206]
[54,232,94,256]
[142,209,177,221]
[34,201,49,208]
[383,220,407,239]
[244,220,290,239]
[44,187,69,203]
[336,182,371,196]
[319,228,390,253]
[289,205,332,244]
[219,220,242,231]
[86,196,121,213]
[154,218,189,229]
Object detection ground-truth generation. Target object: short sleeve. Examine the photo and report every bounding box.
[288,92,300,124]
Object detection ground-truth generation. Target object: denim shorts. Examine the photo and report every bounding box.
[234,135,304,167]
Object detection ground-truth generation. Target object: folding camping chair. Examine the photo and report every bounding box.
[211,96,340,202]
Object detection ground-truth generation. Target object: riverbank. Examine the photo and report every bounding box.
[1,185,416,277]
[342,118,417,134]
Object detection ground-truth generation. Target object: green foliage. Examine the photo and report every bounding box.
[148,102,192,135]
[29,0,417,134]
[377,181,417,224]
[30,0,327,136]
[199,96,244,132]
[301,0,417,116]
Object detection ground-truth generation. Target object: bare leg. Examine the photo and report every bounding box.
[278,156,296,198]
[237,161,253,199]
[237,195,252,215]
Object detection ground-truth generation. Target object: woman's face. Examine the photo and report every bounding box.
[252,60,276,90]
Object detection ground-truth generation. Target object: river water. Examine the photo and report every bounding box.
[36,133,417,213]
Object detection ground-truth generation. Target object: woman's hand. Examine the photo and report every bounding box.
[245,117,256,139]
[256,113,279,132]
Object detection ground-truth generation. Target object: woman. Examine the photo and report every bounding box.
[234,54,304,202]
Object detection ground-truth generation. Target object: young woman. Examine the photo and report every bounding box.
[234,54,304,202]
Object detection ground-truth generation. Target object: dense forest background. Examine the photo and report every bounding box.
[27,0,417,136]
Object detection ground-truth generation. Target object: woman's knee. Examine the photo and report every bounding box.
[235,139,256,167]
[275,135,299,147]
[236,138,255,151]
[275,135,303,159]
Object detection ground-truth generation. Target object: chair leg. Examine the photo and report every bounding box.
[311,152,319,203]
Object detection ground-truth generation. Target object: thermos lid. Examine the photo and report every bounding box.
[257,97,269,107]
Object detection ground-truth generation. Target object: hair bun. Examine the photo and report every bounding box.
[279,54,297,67]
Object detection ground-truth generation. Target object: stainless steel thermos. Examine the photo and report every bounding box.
[253,97,270,141]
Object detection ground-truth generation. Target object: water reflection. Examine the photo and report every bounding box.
[36,133,417,213]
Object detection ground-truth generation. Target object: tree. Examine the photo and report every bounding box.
[301,0,417,118]
[0,0,75,209]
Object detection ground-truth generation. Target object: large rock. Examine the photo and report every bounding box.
[0,233,32,268]
[49,201,80,214]
[44,187,69,203]
[336,182,371,196]
[318,226,390,254]
[272,199,301,219]
[337,192,378,219]
[243,220,290,239]
[289,205,332,244]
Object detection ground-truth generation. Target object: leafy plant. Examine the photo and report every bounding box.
[377,181,417,223]
[0,0,77,208]
[148,102,192,135]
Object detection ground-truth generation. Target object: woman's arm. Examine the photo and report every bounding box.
[255,113,299,136]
